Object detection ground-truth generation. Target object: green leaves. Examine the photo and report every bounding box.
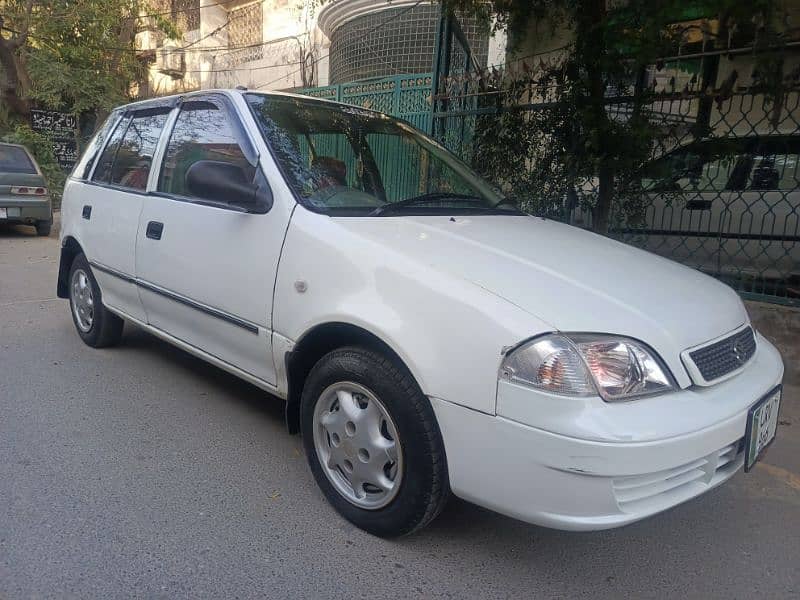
[1,0,174,119]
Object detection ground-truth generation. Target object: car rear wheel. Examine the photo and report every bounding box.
[35,220,52,237]
[68,253,124,348]
[300,346,449,537]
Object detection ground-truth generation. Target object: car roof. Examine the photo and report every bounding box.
[112,88,389,118]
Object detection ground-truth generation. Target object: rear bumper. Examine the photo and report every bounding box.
[0,196,52,222]
[431,337,784,531]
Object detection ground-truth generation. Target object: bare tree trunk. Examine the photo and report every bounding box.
[0,43,30,117]
[0,1,35,119]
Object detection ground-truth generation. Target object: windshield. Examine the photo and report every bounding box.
[245,94,518,216]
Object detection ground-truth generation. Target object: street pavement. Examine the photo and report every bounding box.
[1,218,799,599]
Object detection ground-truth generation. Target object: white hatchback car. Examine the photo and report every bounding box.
[58,90,784,537]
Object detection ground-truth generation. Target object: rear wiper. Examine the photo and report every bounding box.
[368,192,484,216]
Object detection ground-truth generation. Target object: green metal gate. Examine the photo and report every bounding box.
[298,74,434,133]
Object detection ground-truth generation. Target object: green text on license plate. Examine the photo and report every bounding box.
[745,386,781,471]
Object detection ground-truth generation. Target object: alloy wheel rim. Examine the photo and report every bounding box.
[71,269,94,332]
[312,381,403,510]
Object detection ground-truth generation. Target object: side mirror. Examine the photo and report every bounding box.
[185,160,270,211]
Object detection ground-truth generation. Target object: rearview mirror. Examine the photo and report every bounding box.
[185,160,269,211]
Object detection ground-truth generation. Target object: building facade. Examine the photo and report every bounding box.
[135,0,505,96]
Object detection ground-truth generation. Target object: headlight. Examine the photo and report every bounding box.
[500,334,674,401]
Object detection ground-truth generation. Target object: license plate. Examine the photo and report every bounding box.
[0,207,6,219]
[745,386,781,471]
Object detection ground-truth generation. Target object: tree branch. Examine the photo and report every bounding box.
[7,0,36,50]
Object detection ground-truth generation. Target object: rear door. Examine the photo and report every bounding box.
[80,106,172,322]
[135,94,283,385]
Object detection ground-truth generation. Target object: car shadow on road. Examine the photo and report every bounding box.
[117,322,286,425]
[0,223,41,238]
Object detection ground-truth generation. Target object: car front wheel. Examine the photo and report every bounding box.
[300,346,449,537]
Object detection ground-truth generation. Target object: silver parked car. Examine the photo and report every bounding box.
[0,142,52,236]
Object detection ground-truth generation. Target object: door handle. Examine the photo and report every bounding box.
[146,221,164,240]
[82,205,92,220]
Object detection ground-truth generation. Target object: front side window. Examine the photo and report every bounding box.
[109,109,170,191]
[158,100,256,201]
[245,94,515,216]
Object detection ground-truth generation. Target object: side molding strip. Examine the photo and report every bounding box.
[89,261,260,335]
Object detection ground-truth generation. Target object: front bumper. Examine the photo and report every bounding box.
[431,336,784,531]
[0,195,52,223]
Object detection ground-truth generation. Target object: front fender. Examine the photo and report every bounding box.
[272,210,550,415]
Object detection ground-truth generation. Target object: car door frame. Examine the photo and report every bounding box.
[76,99,177,322]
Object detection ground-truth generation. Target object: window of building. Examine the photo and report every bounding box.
[228,2,264,65]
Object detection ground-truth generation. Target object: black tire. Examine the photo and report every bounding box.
[300,346,449,537]
[35,220,52,237]
[68,253,124,348]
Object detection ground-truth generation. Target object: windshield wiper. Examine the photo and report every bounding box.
[368,192,485,216]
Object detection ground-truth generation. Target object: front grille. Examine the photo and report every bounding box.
[613,440,743,514]
[688,326,756,383]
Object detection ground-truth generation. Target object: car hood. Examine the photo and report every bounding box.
[334,214,748,376]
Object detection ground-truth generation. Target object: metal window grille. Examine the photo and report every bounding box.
[327,5,488,85]
[228,2,264,65]
[172,0,200,33]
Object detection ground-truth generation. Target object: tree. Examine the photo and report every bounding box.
[443,0,793,232]
[0,0,177,125]
[1,1,177,200]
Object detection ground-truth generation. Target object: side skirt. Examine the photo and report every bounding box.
[105,304,287,400]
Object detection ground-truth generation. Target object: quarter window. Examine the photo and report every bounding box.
[109,109,170,191]
[158,100,255,201]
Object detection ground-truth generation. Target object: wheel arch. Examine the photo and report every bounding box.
[57,236,84,298]
[283,321,422,434]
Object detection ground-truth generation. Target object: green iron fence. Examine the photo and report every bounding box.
[299,74,434,132]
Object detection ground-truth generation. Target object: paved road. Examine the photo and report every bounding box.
[1,220,799,599]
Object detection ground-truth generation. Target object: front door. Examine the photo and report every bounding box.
[135,95,285,385]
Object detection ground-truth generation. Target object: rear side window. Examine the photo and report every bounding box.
[158,100,255,200]
[109,109,170,190]
[0,145,36,174]
[92,115,130,184]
